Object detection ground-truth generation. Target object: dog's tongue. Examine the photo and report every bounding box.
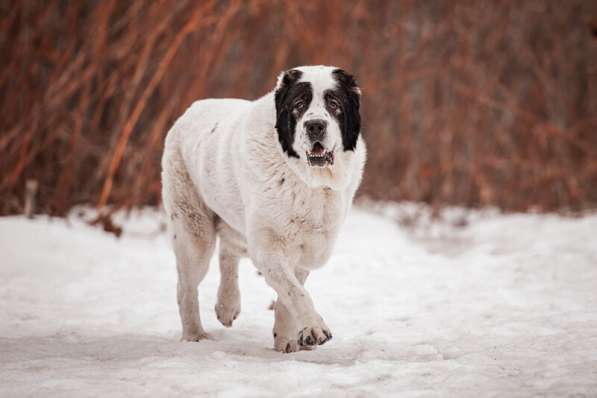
[311,142,325,155]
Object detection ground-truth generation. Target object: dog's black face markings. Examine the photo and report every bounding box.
[275,70,313,158]
[329,69,361,151]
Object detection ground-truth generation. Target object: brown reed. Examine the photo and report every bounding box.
[1,0,596,218]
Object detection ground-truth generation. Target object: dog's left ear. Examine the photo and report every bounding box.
[333,69,361,151]
[274,69,302,158]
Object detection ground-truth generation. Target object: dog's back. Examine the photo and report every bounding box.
[162,98,252,234]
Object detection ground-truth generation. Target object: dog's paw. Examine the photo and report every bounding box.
[273,328,319,353]
[274,335,300,353]
[215,300,240,328]
[298,326,332,347]
[181,331,210,342]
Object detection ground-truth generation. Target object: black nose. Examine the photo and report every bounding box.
[304,119,327,142]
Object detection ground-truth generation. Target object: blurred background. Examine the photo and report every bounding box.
[1,0,596,218]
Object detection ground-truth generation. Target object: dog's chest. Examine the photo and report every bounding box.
[280,187,346,268]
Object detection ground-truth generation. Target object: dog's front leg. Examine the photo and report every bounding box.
[249,229,332,351]
[273,268,313,353]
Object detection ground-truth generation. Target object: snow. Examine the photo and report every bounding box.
[1,205,597,397]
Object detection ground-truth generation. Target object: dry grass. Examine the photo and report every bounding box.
[1,0,596,217]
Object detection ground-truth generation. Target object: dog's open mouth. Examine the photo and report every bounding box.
[306,142,334,167]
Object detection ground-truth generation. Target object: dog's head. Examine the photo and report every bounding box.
[274,65,363,189]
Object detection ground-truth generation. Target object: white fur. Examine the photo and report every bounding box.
[161,65,366,352]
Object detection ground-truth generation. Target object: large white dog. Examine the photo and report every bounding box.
[161,65,366,353]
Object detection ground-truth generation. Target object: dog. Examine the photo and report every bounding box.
[161,65,366,353]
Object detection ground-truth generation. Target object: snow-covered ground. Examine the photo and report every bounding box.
[1,205,596,397]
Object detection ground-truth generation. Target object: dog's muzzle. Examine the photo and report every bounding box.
[307,142,334,167]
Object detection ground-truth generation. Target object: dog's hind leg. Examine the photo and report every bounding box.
[171,211,216,341]
[162,139,216,342]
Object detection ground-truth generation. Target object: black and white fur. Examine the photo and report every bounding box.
[161,65,366,353]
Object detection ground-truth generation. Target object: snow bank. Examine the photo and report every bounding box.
[1,207,596,397]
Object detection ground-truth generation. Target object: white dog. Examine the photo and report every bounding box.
[161,65,366,353]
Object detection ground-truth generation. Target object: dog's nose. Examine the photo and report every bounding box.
[304,119,327,142]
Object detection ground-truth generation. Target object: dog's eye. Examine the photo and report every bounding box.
[328,98,341,112]
[293,100,306,110]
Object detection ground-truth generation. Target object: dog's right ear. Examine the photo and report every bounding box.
[275,69,302,92]
[274,69,302,123]
[274,69,302,158]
